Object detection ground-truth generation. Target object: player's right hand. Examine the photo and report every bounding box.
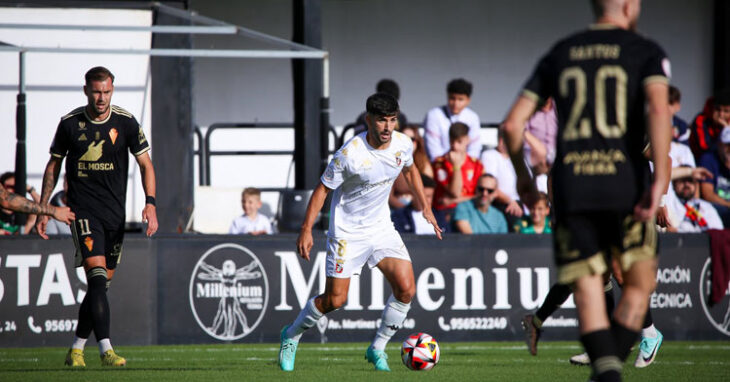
[36,215,50,240]
[296,229,314,261]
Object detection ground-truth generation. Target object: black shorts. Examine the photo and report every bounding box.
[70,211,125,270]
[553,211,657,284]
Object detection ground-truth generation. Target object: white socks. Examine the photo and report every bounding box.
[71,336,87,351]
[371,295,411,351]
[285,297,324,341]
[98,338,113,355]
[642,324,658,338]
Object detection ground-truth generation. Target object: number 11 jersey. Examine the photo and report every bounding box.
[521,24,670,213]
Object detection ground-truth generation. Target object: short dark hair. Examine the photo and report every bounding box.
[0,172,15,186]
[376,79,400,100]
[85,66,115,85]
[447,78,472,97]
[449,122,470,142]
[366,93,399,117]
[715,88,730,107]
[669,86,681,104]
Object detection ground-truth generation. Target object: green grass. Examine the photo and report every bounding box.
[0,341,728,381]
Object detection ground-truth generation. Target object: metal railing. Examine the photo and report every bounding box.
[196,122,338,186]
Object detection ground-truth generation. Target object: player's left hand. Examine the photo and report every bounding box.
[655,205,672,228]
[142,204,158,237]
[633,186,661,222]
[422,209,443,240]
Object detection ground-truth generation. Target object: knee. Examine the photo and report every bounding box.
[394,284,415,304]
[86,267,108,291]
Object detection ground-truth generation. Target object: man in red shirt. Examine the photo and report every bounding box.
[433,122,483,221]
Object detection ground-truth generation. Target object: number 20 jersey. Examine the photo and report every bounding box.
[522,25,670,213]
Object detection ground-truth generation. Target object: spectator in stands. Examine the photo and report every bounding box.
[46,174,72,235]
[389,124,434,209]
[524,97,557,167]
[353,79,408,135]
[699,126,730,227]
[424,78,482,160]
[480,128,528,226]
[670,86,690,145]
[391,174,448,235]
[689,88,730,161]
[229,187,272,235]
[517,192,552,234]
[666,167,723,232]
[453,174,508,234]
[432,122,483,221]
[0,172,39,235]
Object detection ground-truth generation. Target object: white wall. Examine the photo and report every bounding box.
[0,8,152,222]
[191,0,713,128]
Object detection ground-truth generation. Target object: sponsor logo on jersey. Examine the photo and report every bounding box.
[699,258,730,337]
[109,128,118,145]
[79,141,105,162]
[189,243,269,341]
[78,133,87,142]
[138,127,147,145]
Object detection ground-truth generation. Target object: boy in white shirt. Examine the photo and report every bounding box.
[229,187,272,235]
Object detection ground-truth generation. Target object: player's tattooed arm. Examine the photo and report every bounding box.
[0,186,55,215]
[40,157,63,205]
[36,157,64,239]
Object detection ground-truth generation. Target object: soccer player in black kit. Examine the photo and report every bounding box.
[36,66,158,367]
[502,0,671,381]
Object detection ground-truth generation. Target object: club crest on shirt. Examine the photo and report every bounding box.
[109,128,118,145]
[466,169,474,181]
[78,121,86,130]
[84,237,94,252]
[395,151,403,166]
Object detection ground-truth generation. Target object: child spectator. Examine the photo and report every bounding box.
[432,122,483,220]
[517,193,552,234]
[229,187,273,235]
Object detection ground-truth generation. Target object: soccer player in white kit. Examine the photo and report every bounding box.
[278,93,443,372]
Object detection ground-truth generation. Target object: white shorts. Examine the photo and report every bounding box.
[325,228,411,278]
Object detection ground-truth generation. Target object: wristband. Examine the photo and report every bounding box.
[145,196,156,206]
[659,194,666,207]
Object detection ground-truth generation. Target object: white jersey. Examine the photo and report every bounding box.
[229,213,273,235]
[321,131,413,239]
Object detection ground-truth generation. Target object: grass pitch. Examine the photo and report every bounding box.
[1,341,728,381]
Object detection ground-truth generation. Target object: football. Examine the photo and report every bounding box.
[401,332,440,371]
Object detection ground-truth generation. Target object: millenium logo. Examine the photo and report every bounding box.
[189,243,269,340]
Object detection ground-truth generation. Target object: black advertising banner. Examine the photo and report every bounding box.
[0,237,156,347]
[0,233,727,348]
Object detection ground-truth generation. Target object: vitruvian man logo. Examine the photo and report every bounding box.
[189,244,269,341]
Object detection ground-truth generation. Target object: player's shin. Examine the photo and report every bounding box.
[581,330,621,382]
[86,266,112,354]
[285,297,324,341]
[72,296,92,350]
[371,294,411,351]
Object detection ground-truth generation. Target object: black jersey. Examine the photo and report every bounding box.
[50,105,150,228]
[522,24,670,213]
